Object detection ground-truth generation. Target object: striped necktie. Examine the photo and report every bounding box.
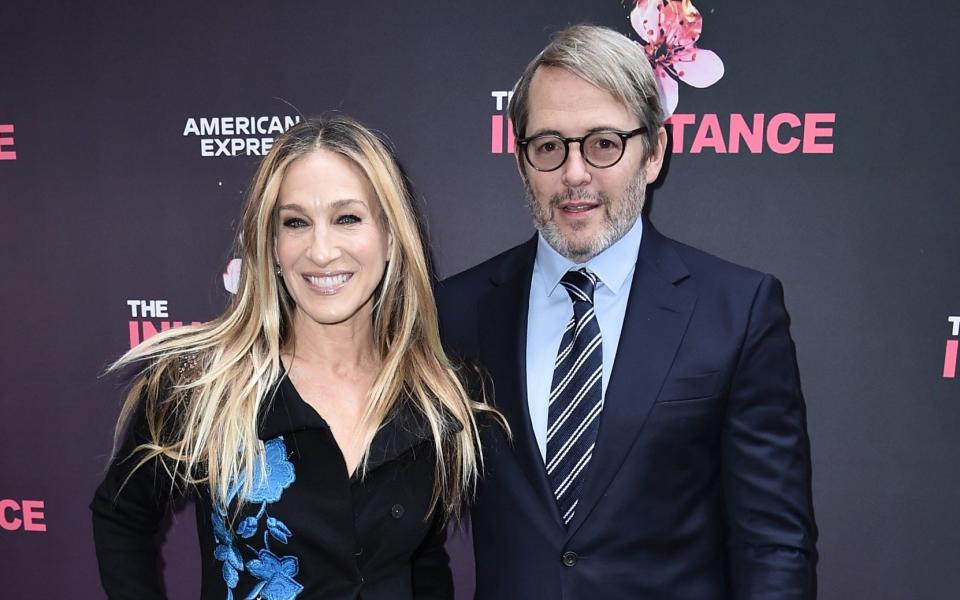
[546,268,603,526]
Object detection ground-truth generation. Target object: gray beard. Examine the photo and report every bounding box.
[523,171,647,263]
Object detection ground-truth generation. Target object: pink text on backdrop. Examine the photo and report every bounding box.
[0,499,46,532]
[668,113,836,154]
[945,340,958,379]
[945,316,960,379]
[0,124,16,160]
[491,113,836,155]
[129,320,203,348]
[491,115,516,154]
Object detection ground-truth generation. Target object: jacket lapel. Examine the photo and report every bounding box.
[566,219,696,537]
[478,236,564,526]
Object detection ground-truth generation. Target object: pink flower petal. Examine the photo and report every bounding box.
[630,2,664,45]
[656,68,680,117]
[674,48,724,88]
[661,1,703,47]
[223,258,242,294]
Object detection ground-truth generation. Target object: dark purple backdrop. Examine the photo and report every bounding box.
[2,1,960,598]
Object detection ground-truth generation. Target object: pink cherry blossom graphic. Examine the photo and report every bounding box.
[630,0,724,115]
[223,258,242,294]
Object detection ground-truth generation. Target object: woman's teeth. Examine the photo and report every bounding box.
[307,273,351,287]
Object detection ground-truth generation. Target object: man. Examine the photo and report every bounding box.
[437,25,816,599]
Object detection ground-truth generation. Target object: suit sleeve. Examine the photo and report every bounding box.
[723,274,817,599]
[410,507,455,599]
[90,399,184,599]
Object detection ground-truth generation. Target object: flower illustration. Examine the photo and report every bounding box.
[223,258,242,294]
[246,549,304,600]
[630,0,724,115]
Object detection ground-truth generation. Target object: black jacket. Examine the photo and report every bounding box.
[437,218,816,599]
[91,372,453,600]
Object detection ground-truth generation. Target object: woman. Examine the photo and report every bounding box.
[91,115,496,599]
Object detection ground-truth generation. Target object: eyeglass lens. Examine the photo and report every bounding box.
[527,132,626,171]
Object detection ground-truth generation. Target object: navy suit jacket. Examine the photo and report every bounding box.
[437,216,816,599]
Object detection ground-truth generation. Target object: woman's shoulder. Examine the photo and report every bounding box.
[173,351,204,379]
[137,350,207,394]
[125,350,209,433]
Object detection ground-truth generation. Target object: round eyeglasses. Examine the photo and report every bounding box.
[517,127,647,172]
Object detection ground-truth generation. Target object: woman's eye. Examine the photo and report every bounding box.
[336,214,361,225]
[282,217,308,228]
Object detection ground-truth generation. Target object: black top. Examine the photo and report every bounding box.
[91,373,453,600]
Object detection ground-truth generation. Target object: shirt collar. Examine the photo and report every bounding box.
[534,214,644,297]
[259,368,450,473]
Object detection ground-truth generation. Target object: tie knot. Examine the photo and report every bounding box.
[560,268,598,305]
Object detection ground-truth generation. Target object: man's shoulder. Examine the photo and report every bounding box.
[650,227,775,297]
[435,238,534,352]
[673,237,763,279]
[437,237,534,296]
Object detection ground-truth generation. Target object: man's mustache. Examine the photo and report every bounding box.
[549,188,607,207]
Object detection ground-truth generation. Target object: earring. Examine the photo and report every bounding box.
[275,264,283,277]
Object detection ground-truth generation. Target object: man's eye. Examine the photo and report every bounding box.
[336,214,361,225]
[590,136,620,151]
[283,217,308,228]
[535,141,559,154]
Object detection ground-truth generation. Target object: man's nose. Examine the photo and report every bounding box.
[562,143,592,187]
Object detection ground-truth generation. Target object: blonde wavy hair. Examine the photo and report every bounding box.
[108,114,497,518]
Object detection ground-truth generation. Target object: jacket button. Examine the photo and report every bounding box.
[561,551,577,567]
[391,504,405,519]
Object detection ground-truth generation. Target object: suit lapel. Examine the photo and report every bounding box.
[479,236,564,526]
[566,219,697,537]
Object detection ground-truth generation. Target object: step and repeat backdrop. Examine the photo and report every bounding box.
[2,1,959,598]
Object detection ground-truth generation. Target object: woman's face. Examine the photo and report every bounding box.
[275,149,391,333]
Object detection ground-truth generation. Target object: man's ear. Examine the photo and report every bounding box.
[643,126,668,183]
[515,138,528,182]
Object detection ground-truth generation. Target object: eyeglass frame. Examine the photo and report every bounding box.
[516,127,648,172]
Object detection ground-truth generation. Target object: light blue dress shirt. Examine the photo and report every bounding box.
[526,216,643,461]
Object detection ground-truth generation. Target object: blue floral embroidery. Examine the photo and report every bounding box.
[211,436,301,600]
[236,516,259,539]
[211,511,242,599]
[247,438,297,503]
[246,549,304,600]
[266,517,293,544]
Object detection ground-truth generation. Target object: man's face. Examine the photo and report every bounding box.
[519,66,666,262]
